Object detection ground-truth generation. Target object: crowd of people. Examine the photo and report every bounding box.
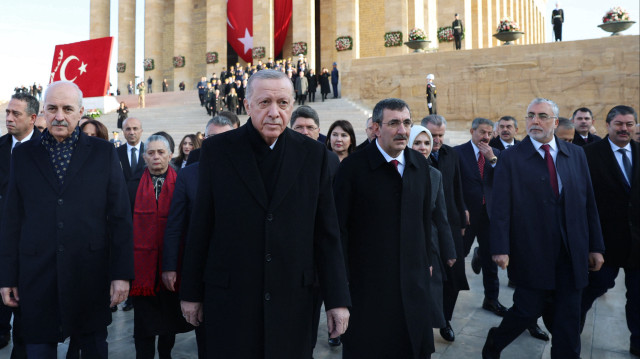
[0,68,638,359]
[13,84,43,101]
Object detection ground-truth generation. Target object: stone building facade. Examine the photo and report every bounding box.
[90,0,548,93]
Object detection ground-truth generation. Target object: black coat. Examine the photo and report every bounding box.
[430,144,469,291]
[584,137,640,268]
[320,73,331,94]
[117,143,146,183]
[180,123,351,358]
[489,137,520,151]
[454,141,499,222]
[334,143,435,359]
[307,73,318,92]
[0,132,133,343]
[572,131,601,146]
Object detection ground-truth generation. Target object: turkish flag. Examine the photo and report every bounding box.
[228,0,253,63]
[49,37,113,98]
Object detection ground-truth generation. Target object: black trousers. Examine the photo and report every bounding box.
[135,335,175,359]
[463,206,499,300]
[454,34,461,50]
[487,251,581,358]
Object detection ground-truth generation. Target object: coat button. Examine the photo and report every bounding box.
[57,199,64,205]
[266,214,273,221]
[265,254,272,262]
[57,222,64,229]
[264,292,271,301]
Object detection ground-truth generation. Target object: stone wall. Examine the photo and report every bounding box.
[340,35,640,134]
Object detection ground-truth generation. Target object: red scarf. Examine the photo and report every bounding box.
[130,167,177,296]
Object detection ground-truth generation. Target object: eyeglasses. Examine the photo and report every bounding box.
[381,119,413,129]
[525,113,557,121]
[293,125,318,132]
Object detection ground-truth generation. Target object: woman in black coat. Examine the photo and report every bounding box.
[116,101,128,129]
[319,68,331,101]
[307,69,318,102]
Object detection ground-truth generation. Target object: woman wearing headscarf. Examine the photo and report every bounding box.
[409,125,457,331]
[129,134,193,359]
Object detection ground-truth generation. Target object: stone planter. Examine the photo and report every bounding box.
[404,40,431,53]
[598,21,636,36]
[493,31,524,45]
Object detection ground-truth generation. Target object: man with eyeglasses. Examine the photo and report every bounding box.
[455,118,505,318]
[333,98,436,359]
[483,98,604,359]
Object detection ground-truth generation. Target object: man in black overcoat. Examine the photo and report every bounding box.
[488,116,520,150]
[0,81,133,358]
[334,98,435,359]
[581,105,640,357]
[180,70,351,358]
[571,107,601,146]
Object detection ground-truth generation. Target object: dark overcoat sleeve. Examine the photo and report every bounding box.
[163,169,189,272]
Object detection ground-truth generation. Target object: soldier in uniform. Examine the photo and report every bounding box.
[452,13,464,50]
[426,74,437,115]
[552,2,564,41]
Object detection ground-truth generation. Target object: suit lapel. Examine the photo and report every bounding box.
[269,129,308,210]
[227,126,268,210]
[60,133,91,194]
[463,141,481,181]
[118,145,132,176]
[31,141,60,193]
[631,141,639,187]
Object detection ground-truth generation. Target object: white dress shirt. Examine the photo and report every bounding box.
[11,129,34,153]
[608,138,633,184]
[471,141,497,168]
[376,139,405,177]
[126,142,141,167]
[530,137,563,193]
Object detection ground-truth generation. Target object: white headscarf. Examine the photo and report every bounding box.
[409,125,433,151]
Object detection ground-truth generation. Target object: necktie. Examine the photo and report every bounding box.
[12,141,21,153]
[541,144,559,197]
[390,159,399,174]
[477,153,485,204]
[506,144,512,149]
[617,148,632,185]
[131,147,138,169]
[431,151,439,161]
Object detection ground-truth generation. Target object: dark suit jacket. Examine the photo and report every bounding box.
[454,141,500,221]
[355,139,371,152]
[489,137,520,151]
[333,143,434,358]
[0,132,133,343]
[572,132,601,146]
[490,136,604,290]
[180,123,350,358]
[185,148,201,166]
[584,137,639,269]
[0,130,41,222]
[117,142,146,182]
[163,162,199,272]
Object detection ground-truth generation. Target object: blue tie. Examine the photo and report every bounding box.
[618,149,632,185]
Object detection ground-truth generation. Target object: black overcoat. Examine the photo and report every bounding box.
[334,143,435,359]
[180,123,351,358]
[0,132,133,343]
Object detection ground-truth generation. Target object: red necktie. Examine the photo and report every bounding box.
[390,159,399,173]
[541,144,559,197]
[477,153,485,204]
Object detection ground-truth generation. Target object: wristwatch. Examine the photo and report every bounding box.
[489,157,498,165]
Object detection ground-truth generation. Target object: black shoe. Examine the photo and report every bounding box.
[328,335,341,347]
[471,247,481,274]
[439,321,455,342]
[0,333,9,350]
[482,298,508,317]
[110,305,118,312]
[528,324,549,341]
[482,327,501,359]
[630,344,640,357]
[122,299,134,312]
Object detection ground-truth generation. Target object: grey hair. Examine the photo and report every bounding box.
[11,93,40,116]
[556,117,574,130]
[143,134,172,156]
[291,105,320,127]
[372,98,410,125]
[245,69,294,101]
[421,114,447,128]
[528,98,559,118]
[44,81,83,108]
[206,115,234,131]
[471,117,493,130]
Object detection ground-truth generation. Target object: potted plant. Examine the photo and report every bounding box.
[599,7,635,36]
[493,18,524,45]
[404,28,430,52]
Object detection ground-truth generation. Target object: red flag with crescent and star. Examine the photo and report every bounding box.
[49,37,113,98]
[227,0,253,63]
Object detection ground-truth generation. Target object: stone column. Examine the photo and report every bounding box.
[207,0,227,76]
[463,0,473,49]
[473,0,483,49]
[145,0,164,89]
[174,0,193,89]
[492,0,501,46]
[118,0,135,95]
[482,0,493,48]
[385,0,409,56]
[516,0,524,44]
[335,0,359,62]
[254,0,274,61]
[292,0,315,66]
[424,0,438,51]
[90,0,110,39]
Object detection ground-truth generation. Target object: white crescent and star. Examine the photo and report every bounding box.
[59,55,88,82]
[238,28,253,54]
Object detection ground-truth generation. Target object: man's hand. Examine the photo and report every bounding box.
[588,252,604,272]
[109,280,130,307]
[326,307,350,339]
[477,141,495,161]
[465,210,470,226]
[492,254,509,270]
[162,271,177,292]
[181,301,203,327]
[0,287,19,307]
[446,259,456,267]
